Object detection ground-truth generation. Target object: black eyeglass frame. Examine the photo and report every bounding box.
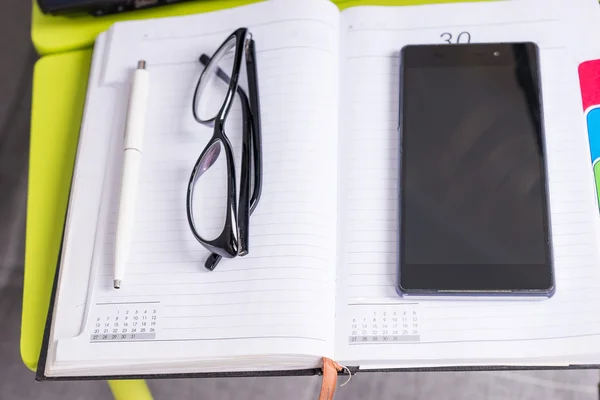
[187,28,262,271]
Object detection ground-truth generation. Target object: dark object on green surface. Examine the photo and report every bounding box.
[37,0,193,16]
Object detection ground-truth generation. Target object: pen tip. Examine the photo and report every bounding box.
[113,279,121,289]
[137,60,146,70]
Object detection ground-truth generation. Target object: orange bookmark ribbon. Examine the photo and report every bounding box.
[318,357,343,400]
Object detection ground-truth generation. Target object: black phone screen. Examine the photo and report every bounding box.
[398,43,554,294]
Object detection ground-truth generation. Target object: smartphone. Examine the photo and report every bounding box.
[397,43,554,297]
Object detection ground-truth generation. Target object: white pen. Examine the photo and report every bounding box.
[114,60,150,289]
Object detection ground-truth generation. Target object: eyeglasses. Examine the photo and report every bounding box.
[186,28,262,271]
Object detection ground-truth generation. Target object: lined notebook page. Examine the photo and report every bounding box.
[53,0,340,368]
[334,0,600,366]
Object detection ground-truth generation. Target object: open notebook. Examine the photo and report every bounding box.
[38,0,600,379]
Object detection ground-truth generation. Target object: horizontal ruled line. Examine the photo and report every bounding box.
[96,301,161,306]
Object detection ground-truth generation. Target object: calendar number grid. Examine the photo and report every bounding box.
[349,308,420,344]
[90,302,160,343]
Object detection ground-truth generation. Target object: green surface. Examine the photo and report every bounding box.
[23,49,92,371]
[24,0,493,374]
[24,47,152,397]
[31,0,488,55]
[109,380,153,400]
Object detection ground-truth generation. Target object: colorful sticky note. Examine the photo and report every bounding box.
[579,60,600,207]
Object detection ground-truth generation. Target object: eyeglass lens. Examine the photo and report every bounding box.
[194,36,237,122]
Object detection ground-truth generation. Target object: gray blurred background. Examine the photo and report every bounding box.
[1,0,600,398]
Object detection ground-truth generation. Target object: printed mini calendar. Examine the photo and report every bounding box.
[89,302,160,343]
[349,305,421,344]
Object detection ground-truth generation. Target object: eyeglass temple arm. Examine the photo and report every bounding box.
[245,40,263,213]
